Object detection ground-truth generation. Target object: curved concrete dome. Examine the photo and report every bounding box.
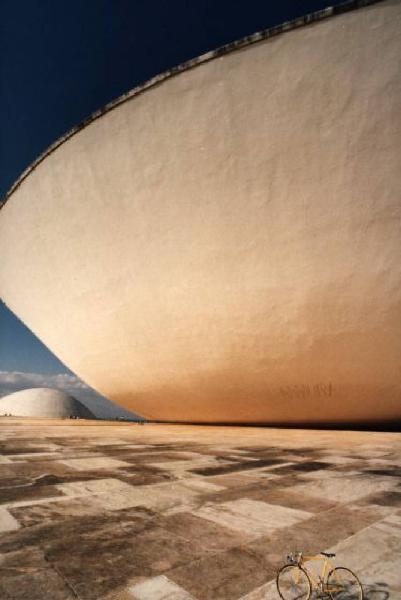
[0,1,400,424]
[0,388,95,419]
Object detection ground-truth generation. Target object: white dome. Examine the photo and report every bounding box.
[0,388,95,419]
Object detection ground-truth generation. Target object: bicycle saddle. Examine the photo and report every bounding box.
[321,552,336,558]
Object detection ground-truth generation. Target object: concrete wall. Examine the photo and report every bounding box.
[1,1,400,423]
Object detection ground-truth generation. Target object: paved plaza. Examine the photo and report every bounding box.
[0,419,400,599]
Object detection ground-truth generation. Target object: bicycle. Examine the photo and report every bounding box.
[276,551,363,599]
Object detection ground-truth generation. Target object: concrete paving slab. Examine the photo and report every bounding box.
[229,456,261,462]
[261,462,295,471]
[112,444,153,450]
[0,567,76,600]
[279,454,316,463]
[238,579,278,600]
[248,488,337,513]
[129,575,196,599]
[56,478,135,497]
[321,455,362,465]
[348,502,396,519]
[58,457,132,470]
[6,452,63,461]
[3,495,73,510]
[0,507,20,532]
[298,469,362,480]
[0,481,66,508]
[193,499,312,537]
[87,439,128,446]
[291,475,396,503]
[205,473,273,488]
[9,497,104,527]
[369,458,401,468]
[238,470,283,483]
[180,479,225,493]
[90,481,200,512]
[159,512,249,551]
[149,458,231,475]
[168,545,275,600]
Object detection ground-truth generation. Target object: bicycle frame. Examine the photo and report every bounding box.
[301,555,336,591]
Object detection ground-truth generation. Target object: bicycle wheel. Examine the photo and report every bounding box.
[276,564,311,600]
[326,567,363,600]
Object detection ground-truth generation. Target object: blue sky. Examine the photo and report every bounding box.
[0,301,137,418]
[0,301,68,375]
[0,0,345,417]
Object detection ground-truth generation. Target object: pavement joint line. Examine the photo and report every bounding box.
[44,553,82,599]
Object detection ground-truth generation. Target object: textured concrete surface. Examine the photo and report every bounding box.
[0,419,400,599]
[1,1,401,424]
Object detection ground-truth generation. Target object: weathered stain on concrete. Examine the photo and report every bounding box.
[0,419,400,599]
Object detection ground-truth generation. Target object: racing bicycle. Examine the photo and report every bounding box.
[276,551,363,599]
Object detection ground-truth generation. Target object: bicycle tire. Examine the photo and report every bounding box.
[276,564,312,600]
[326,566,364,600]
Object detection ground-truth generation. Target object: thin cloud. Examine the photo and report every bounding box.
[0,370,87,390]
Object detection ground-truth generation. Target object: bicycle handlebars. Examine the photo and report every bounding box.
[286,551,336,564]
